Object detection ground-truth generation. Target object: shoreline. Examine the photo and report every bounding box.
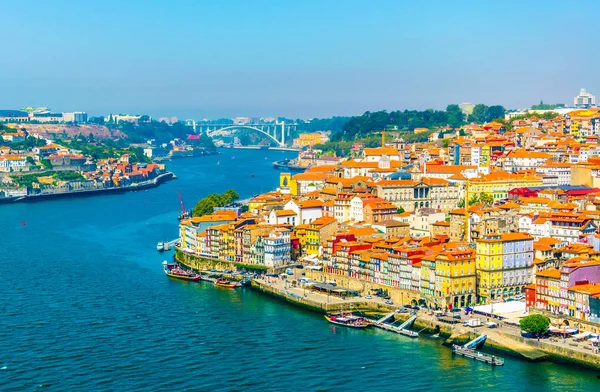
[174,251,600,371]
[3,172,175,204]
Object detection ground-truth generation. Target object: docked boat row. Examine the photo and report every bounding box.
[162,261,251,288]
[324,309,502,366]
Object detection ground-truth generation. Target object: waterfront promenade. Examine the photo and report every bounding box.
[251,270,600,369]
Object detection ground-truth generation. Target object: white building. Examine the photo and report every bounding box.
[0,155,28,172]
[536,162,572,186]
[62,112,88,123]
[284,199,323,225]
[409,211,446,238]
[264,228,291,267]
[268,209,297,225]
[574,88,596,108]
[503,149,552,172]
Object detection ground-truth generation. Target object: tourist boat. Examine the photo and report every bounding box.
[239,278,252,286]
[157,242,165,252]
[162,261,201,281]
[215,278,237,288]
[324,312,371,329]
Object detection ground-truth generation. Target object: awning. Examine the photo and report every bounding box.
[572,332,591,339]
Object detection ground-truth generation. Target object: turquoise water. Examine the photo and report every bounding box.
[1,149,598,391]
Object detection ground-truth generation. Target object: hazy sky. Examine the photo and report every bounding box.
[1,0,598,119]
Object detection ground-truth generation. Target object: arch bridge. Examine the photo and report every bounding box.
[198,121,296,147]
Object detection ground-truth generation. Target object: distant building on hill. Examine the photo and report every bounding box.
[574,88,596,108]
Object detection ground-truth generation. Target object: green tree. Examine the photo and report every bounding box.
[468,194,480,206]
[486,105,506,121]
[469,104,488,123]
[397,207,405,214]
[192,189,239,217]
[519,314,550,337]
[479,192,494,206]
[446,104,465,128]
[457,198,465,208]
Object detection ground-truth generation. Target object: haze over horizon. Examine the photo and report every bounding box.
[1,0,598,120]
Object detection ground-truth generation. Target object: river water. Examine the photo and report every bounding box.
[1,149,598,391]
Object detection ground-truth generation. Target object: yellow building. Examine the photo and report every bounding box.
[468,171,543,201]
[305,216,338,255]
[476,232,534,303]
[294,224,309,252]
[248,191,288,213]
[435,248,476,308]
[292,133,327,147]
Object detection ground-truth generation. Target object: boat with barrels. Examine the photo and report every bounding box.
[162,261,201,281]
[324,312,371,329]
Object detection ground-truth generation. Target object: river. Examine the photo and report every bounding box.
[0,149,598,391]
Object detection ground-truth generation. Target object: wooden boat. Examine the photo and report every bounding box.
[215,278,237,288]
[162,261,201,281]
[325,312,371,329]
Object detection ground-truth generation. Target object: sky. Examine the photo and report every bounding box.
[1,0,598,119]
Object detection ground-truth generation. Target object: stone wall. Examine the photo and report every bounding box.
[250,280,393,315]
[305,270,420,305]
[532,308,600,334]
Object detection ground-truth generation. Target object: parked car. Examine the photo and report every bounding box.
[365,295,373,299]
[385,299,394,305]
[396,307,409,313]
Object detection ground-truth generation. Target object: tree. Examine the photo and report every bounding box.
[89,116,105,125]
[479,192,494,206]
[446,104,465,128]
[486,105,506,121]
[192,189,240,217]
[469,104,488,123]
[519,314,550,337]
[397,207,405,214]
[468,194,480,206]
[457,198,465,208]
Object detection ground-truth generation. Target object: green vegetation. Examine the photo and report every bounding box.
[192,189,240,217]
[58,134,151,163]
[508,111,560,122]
[531,101,565,110]
[10,171,85,188]
[188,132,217,152]
[330,106,467,142]
[234,263,268,272]
[467,104,506,123]
[118,120,191,144]
[468,192,494,206]
[5,136,47,150]
[519,314,550,337]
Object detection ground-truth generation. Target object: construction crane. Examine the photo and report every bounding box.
[178,191,190,220]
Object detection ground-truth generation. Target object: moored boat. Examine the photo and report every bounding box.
[162,261,201,281]
[325,312,371,328]
[215,278,237,288]
[157,242,165,252]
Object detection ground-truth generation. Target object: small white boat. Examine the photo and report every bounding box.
[157,242,165,252]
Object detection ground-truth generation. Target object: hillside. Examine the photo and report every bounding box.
[6,123,126,139]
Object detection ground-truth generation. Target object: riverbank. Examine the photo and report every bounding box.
[272,159,308,172]
[4,172,175,203]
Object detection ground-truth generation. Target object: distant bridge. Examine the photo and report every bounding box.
[197,121,297,147]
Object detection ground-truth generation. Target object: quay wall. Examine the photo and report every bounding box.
[250,280,393,315]
[305,270,421,306]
